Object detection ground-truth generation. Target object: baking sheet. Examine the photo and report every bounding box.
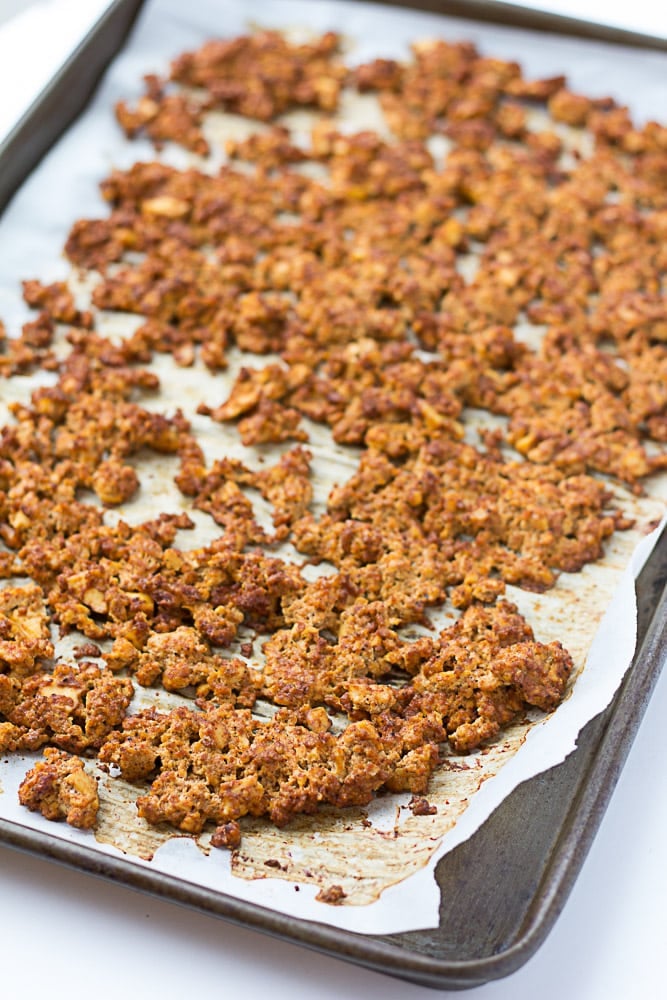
[0,0,665,936]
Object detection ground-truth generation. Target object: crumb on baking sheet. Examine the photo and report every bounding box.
[316,883,347,905]
[410,796,437,816]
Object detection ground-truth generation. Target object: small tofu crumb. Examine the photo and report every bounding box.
[316,884,347,905]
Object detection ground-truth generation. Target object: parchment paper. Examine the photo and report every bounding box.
[0,0,665,935]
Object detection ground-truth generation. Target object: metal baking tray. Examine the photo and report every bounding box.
[0,0,665,989]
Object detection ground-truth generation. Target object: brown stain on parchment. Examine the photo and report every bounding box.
[230,723,530,904]
[95,773,178,861]
[90,722,529,904]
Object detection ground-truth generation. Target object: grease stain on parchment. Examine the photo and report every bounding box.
[229,722,530,904]
[90,717,529,905]
[95,772,173,861]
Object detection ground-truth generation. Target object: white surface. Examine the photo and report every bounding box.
[512,0,667,38]
[0,0,112,137]
[0,1,665,997]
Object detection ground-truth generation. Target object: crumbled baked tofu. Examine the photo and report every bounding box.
[1,663,134,754]
[1,28,665,848]
[0,584,53,678]
[18,748,99,829]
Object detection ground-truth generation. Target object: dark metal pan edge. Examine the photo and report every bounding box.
[0,0,665,989]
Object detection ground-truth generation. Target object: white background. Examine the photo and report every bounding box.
[0,2,665,998]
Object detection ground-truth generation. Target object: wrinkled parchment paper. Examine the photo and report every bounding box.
[0,0,665,934]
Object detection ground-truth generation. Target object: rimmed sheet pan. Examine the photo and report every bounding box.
[0,0,665,988]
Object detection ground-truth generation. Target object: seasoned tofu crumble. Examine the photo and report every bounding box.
[1,30,666,883]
